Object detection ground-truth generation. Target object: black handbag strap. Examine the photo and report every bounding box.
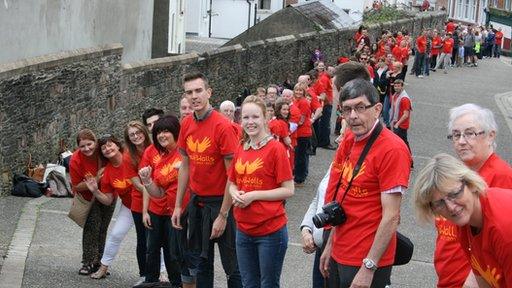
[332,122,383,205]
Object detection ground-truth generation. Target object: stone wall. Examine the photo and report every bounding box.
[0,12,446,195]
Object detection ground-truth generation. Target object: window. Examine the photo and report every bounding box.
[259,0,271,10]
[506,0,511,11]
[455,0,477,21]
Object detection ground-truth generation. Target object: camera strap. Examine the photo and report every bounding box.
[333,121,383,205]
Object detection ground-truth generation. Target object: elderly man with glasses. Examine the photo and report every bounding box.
[433,103,512,288]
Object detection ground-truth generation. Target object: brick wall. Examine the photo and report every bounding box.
[0,12,446,195]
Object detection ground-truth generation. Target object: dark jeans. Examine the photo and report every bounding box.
[236,226,288,288]
[145,212,181,285]
[414,52,425,76]
[82,200,115,265]
[313,248,325,288]
[317,104,333,147]
[494,44,501,57]
[132,211,147,277]
[382,95,391,127]
[430,54,438,69]
[393,127,410,153]
[294,137,310,183]
[423,55,430,75]
[327,259,392,288]
[195,213,241,288]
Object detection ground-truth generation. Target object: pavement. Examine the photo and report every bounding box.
[0,56,511,288]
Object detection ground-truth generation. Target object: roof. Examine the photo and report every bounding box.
[291,0,356,30]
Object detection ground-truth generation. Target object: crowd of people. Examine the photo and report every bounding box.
[66,19,511,288]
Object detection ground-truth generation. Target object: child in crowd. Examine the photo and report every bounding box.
[457,41,464,67]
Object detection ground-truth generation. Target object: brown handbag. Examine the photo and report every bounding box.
[68,193,93,228]
[26,153,46,182]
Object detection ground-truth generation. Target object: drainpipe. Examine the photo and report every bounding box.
[254,3,257,24]
[208,0,213,37]
[246,0,251,29]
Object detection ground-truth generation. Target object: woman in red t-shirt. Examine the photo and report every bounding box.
[269,99,293,169]
[228,95,294,288]
[138,115,193,287]
[84,134,134,279]
[414,154,512,288]
[69,129,115,276]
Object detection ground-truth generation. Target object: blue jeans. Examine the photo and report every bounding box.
[414,52,425,76]
[382,95,390,127]
[236,226,288,288]
[313,248,325,288]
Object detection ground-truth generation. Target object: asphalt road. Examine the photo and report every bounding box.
[0,56,511,288]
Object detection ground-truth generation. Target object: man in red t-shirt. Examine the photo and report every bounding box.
[293,83,313,185]
[445,20,455,34]
[389,79,412,154]
[311,62,336,150]
[320,79,412,287]
[172,72,242,287]
[413,30,427,77]
[494,27,503,58]
[434,33,454,74]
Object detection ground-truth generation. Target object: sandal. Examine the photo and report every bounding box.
[78,264,94,275]
[91,265,109,279]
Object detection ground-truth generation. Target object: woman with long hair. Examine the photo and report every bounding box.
[69,129,115,276]
[228,95,294,287]
[269,98,293,169]
[89,122,152,284]
[83,135,133,279]
[138,115,194,287]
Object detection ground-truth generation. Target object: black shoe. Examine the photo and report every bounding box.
[319,144,337,150]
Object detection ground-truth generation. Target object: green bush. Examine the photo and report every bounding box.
[363,6,412,25]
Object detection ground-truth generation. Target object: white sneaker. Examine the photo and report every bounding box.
[134,277,145,286]
[159,272,169,283]
[418,75,424,78]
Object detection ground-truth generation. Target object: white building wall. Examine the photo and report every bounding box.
[0,0,154,64]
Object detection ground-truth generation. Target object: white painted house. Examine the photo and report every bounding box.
[185,0,283,39]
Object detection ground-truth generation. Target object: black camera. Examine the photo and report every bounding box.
[312,201,346,228]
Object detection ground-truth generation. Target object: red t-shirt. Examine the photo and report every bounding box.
[366,65,375,80]
[434,153,512,287]
[416,36,427,54]
[392,46,403,63]
[289,104,301,147]
[177,111,238,196]
[442,38,454,54]
[459,188,512,287]
[311,72,332,104]
[432,36,442,55]
[391,93,412,129]
[232,122,243,142]
[123,150,144,213]
[294,98,312,138]
[495,31,503,45]
[269,118,289,144]
[101,160,133,208]
[228,140,293,236]
[325,127,411,266]
[401,47,410,64]
[69,150,99,201]
[308,90,322,112]
[148,148,190,216]
[446,22,455,34]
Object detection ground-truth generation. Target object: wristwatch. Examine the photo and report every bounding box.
[363,258,378,271]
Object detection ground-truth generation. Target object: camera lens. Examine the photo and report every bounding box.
[313,212,329,228]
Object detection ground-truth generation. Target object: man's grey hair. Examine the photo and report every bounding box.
[340,78,379,105]
[448,103,498,148]
[220,100,235,111]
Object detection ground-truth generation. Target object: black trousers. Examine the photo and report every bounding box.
[327,259,392,288]
[131,211,147,277]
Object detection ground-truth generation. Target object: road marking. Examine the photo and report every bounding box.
[495,91,512,136]
[0,197,51,288]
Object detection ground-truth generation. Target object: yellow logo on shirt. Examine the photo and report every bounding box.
[186,136,211,153]
[160,159,181,177]
[112,178,132,189]
[470,255,501,287]
[152,154,162,165]
[435,216,458,242]
[235,158,264,175]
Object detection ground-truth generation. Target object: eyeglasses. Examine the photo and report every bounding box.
[360,58,368,61]
[447,131,485,142]
[430,182,465,212]
[128,130,143,138]
[341,103,375,116]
